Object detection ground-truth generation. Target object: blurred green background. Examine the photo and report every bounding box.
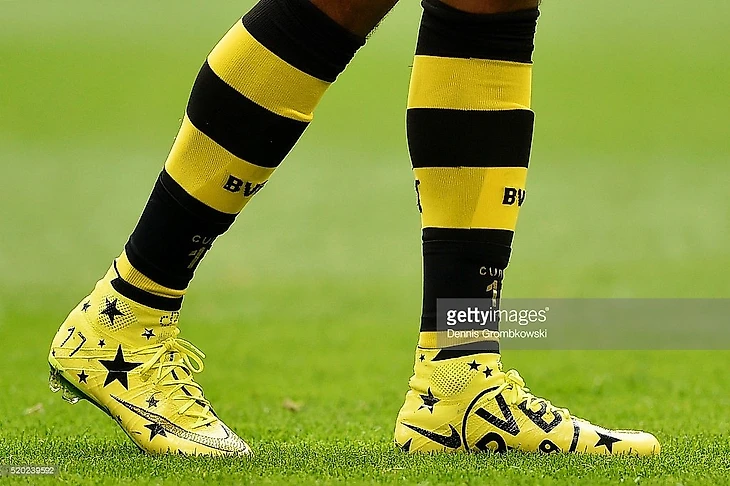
[2,0,729,305]
[1,1,729,483]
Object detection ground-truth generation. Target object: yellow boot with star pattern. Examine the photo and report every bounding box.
[48,263,251,456]
[394,345,660,455]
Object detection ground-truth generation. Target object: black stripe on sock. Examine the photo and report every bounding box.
[125,172,236,290]
[243,0,365,82]
[417,0,539,63]
[187,61,308,169]
[420,229,512,333]
[430,344,500,360]
[408,108,534,169]
[110,276,183,312]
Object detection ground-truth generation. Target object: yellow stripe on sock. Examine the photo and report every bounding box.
[165,116,276,215]
[408,56,532,111]
[414,167,528,230]
[208,22,330,122]
[418,331,499,349]
[116,251,186,298]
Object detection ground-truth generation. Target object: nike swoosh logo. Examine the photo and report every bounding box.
[111,395,249,454]
[402,422,462,449]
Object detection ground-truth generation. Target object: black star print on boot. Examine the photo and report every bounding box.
[99,298,125,325]
[99,345,142,389]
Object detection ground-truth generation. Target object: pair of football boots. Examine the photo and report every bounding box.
[48,265,659,456]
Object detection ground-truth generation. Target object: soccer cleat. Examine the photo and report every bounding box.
[48,264,251,456]
[394,348,660,455]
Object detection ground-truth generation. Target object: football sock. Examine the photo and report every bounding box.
[116,0,365,301]
[408,0,539,353]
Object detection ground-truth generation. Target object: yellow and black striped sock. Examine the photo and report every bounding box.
[115,0,364,306]
[409,0,539,354]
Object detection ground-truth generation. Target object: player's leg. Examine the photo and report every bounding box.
[48,0,397,456]
[311,0,399,36]
[394,0,661,455]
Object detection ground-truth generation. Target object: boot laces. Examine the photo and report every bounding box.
[137,329,215,428]
[488,369,571,419]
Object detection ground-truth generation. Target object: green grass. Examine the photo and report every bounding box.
[1,0,729,484]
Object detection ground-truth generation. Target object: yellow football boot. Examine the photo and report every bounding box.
[48,264,251,456]
[394,347,660,455]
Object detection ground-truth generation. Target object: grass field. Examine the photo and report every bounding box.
[1,0,729,484]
